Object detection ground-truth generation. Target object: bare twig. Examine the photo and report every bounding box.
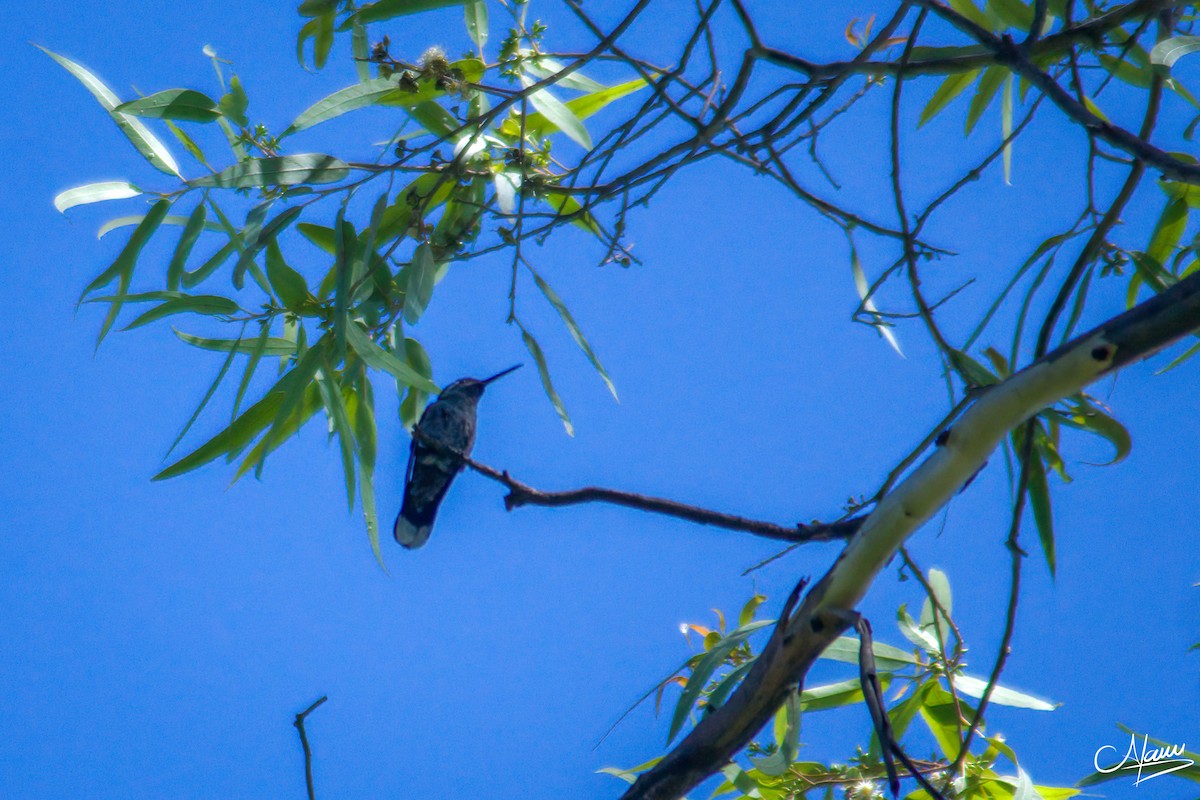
[294,695,328,800]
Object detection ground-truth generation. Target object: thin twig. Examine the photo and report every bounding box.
[294,695,328,800]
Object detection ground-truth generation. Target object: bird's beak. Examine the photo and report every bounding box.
[480,364,523,385]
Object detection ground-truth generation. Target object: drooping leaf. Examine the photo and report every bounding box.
[520,324,574,436]
[402,243,438,324]
[84,198,171,344]
[666,620,773,743]
[919,69,980,127]
[167,202,208,291]
[265,239,315,312]
[166,325,244,458]
[965,66,1006,134]
[1026,452,1056,577]
[528,266,618,400]
[116,89,221,122]
[1147,197,1188,264]
[37,46,182,177]
[190,154,350,188]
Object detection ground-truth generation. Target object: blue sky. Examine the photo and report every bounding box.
[2,2,1197,798]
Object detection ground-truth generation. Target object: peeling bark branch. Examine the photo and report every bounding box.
[616,268,1200,800]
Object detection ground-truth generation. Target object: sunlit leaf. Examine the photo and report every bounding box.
[954,674,1057,710]
[520,75,591,149]
[1151,35,1200,70]
[37,45,181,177]
[190,154,350,188]
[521,325,574,436]
[54,181,142,213]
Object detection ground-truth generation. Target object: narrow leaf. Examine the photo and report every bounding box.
[37,46,181,177]
[520,325,574,436]
[190,154,350,188]
[54,181,141,213]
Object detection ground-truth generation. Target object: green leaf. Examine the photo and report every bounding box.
[406,100,459,138]
[231,323,272,420]
[527,267,617,401]
[97,212,224,239]
[266,239,315,312]
[219,75,249,127]
[351,380,385,567]
[520,75,591,148]
[190,154,350,188]
[231,382,324,480]
[800,677,877,711]
[168,203,208,291]
[919,69,980,127]
[819,635,919,672]
[174,329,298,356]
[1027,452,1056,577]
[954,674,1057,710]
[347,0,465,26]
[402,243,438,324]
[986,0,1033,31]
[317,354,358,510]
[1057,400,1132,466]
[85,198,171,346]
[351,17,371,83]
[523,56,606,93]
[849,232,904,356]
[345,322,440,393]
[665,620,774,743]
[116,89,221,122]
[283,77,403,135]
[1148,197,1188,264]
[154,382,287,480]
[965,66,1006,134]
[1151,35,1200,70]
[1002,72,1014,183]
[37,45,181,177]
[54,181,142,213]
[182,239,237,289]
[521,325,574,436]
[334,211,354,356]
[520,76,648,142]
[918,683,970,759]
[166,325,244,458]
[122,294,241,330]
[947,0,993,30]
[465,0,487,53]
[398,336,434,429]
[541,189,602,236]
[1098,54,1154,89]
[164,119,211,167]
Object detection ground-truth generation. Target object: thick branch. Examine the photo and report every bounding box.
[617,266,1200,800]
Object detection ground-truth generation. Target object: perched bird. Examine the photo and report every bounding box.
[393,365,522,548]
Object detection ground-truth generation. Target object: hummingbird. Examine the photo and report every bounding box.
[393,364,522,549]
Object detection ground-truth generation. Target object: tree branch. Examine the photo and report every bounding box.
[616,259,1200,800]
[409,430,862,545]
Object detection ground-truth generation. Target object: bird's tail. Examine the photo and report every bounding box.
[393,499,437,549]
